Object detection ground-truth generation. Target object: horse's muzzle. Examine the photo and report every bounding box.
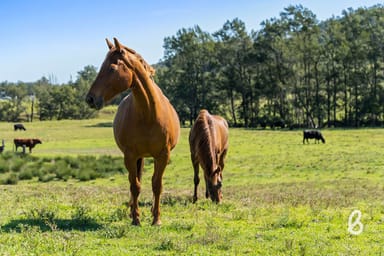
[85,94,103,110]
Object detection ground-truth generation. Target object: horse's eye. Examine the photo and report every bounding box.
[110,64,118,72]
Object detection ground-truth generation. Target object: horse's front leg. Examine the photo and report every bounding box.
[125,155,142,226]
[218,149,227,172]
[152,150,170,226]
[191,154,200,203]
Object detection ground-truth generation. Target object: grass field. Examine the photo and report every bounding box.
[0,115,383,255]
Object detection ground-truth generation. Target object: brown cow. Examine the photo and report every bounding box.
[14,138,42,153]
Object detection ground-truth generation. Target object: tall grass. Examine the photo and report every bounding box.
[0,152,125,184]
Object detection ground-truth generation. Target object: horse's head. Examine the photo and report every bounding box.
[85,38,154,110]
[207,166,223,203]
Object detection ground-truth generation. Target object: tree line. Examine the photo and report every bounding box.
[0,4,383,128]
[156,4,384,128]
[0,66,98,121]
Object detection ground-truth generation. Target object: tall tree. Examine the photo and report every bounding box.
[162,26,218,123]
[254,16,292,127]
[281,5,322,127]
[214,18,254,126]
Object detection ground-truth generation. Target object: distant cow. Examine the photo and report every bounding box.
[14,123,26,131]
[303,130,325,144]
[14,138,42,153]
[0,140,4,153]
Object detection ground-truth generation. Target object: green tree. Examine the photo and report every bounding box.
[214,18,254,126]
[253,16,292,127]
[281,5,322,127]
[73,65,98,119]
[162,26,218,124]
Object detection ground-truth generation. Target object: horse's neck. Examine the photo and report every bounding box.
[131,73,162,118]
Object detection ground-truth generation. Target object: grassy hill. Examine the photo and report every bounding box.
[0,114,383,255]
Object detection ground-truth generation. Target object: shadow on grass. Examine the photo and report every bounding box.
[86,122,113,128]
[135,194,193,208]
[1,218,102,233]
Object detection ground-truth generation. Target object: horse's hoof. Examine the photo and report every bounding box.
[152,219,162,226]
[131,219,141,226]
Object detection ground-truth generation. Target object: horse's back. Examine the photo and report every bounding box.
[190,110,228,153]
[213,115,229,151]
[158,89,180,149]
[166,103,180,149]
[213,115,229,135]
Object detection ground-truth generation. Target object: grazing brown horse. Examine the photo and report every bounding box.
[86,38,180,226]
[189,109,229,203]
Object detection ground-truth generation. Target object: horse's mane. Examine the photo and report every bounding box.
[123,46,155,77]
[191,111,217,172]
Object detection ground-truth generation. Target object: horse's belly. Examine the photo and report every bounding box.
[113,119,170,158]
[114,128,168,157]
[113,94,179,157]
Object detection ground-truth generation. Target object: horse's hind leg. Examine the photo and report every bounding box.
[191,154,200,203]
[125,155,141,226]
[152,150,170,226]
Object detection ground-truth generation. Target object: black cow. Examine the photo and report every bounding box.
[303,130,325,144]
[0,140,4,153]
[14,123,26,131]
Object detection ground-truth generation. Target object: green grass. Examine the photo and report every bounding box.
[0,116,383,255]
[0,118,119,156]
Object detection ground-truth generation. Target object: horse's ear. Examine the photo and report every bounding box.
[106,38,114,50]
[113,37,123,51]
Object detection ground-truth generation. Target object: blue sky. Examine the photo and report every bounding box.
[0,0,381,83]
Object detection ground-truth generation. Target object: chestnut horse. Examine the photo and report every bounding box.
[189,109,229,203]
[86,38,180,225]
